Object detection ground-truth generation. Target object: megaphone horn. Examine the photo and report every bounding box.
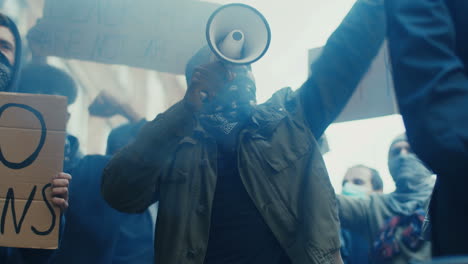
[206,3,271,65]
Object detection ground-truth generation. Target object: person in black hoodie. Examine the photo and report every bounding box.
[17,62,83,173]
[0,13,71,264]
[50,90,154,264]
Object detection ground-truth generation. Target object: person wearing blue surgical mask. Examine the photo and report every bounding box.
[342,165,383,198]
[340,165,383,264]
[337,134,435,264]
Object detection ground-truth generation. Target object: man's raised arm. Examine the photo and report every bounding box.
[101,102,194,213]
[300,0,386,138]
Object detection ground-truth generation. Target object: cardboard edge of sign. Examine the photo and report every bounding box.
[308,42,400,124]
[0,92,66,249]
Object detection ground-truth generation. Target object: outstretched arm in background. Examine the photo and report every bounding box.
[300,0,386,139]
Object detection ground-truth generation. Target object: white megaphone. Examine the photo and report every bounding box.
[206,3,271,65]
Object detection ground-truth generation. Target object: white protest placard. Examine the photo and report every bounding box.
[27,0,220,74]
[309,43,399,123]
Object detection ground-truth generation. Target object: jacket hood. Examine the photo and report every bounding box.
[0,14,22,92]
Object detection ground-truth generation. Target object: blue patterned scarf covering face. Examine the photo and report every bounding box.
[199,65,256,136]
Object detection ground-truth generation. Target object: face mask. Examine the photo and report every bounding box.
[388,153,432,192]
[0,52,12,91]
[200,65,256,135]
[342,182,369,199]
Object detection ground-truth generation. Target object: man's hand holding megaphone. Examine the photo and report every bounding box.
[184,3,270,115]
[184,61,228,113]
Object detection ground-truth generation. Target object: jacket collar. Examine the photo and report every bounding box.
[178,104,287,146]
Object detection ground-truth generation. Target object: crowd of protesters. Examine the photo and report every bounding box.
[0,0,467,263]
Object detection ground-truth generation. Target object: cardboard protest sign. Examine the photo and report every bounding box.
[308,43,399,123]
[0,92,66,249]
[27,0,220,74]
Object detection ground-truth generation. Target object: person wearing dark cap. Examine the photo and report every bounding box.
[337,134,434,264]
[0,12,71,263]
[101,0,385,263]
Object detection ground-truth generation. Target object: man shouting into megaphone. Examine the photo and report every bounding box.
[101,0,385,263]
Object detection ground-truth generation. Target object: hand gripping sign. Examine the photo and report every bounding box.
[0,92,66,249]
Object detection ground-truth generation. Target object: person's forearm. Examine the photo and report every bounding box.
[336,195,369,232]
[101,101,194,213]
[302,0,386,138]
[119,104,143,123]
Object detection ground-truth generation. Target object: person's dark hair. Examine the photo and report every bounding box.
[18,63,78,105]
[351,164,383,191]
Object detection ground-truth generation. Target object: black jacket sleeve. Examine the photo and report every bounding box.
[386,0,468,176]
[301,0,386,139]
[101,102,194,213]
